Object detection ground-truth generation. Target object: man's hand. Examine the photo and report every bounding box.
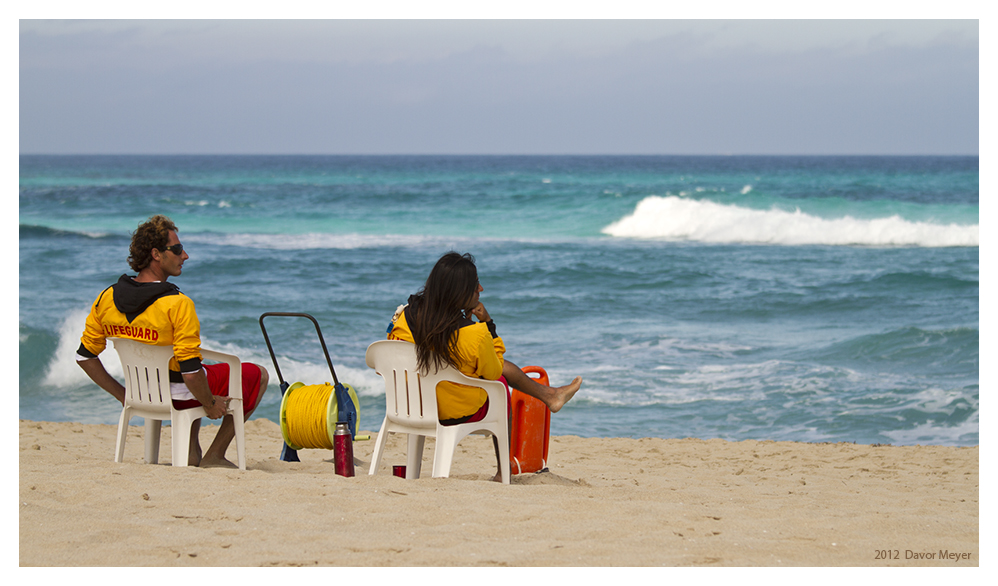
[183,369,229,419]
[203,396,230,419]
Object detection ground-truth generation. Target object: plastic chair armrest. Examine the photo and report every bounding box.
[200,348,243,402]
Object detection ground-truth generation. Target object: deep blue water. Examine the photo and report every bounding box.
[19,155,979,446]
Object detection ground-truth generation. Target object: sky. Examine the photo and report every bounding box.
[18,17,980,155]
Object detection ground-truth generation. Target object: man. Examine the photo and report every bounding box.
[77,214,268,468]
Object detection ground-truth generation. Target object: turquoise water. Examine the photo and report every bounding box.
[19,155,979,446]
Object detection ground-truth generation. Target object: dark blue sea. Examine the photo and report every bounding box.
[19,155,979,446]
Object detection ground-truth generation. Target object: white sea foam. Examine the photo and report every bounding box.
[881,398,979,446]
[602,196,979,247]
[143,336,385,397]
[186,232,558,250]
[186,232,445,250]
[238,352,384,398]
[43,310,122,387]
[40,312,385,398]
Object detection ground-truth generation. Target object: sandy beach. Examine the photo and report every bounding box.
[19,418,977,567]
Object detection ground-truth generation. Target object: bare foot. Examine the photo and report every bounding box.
[187,442,202,467]
[198,455,237,469]
[546,376,582,413]
[491,471,504,483]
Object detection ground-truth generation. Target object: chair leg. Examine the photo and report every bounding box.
[407,434,425,479]
[368,418,390,475]
[144,419,162,464]
[431,429,459,479]
[496,431,511,485]
[115,408,131,463]
[171,412,194,468]
[231,401,246,470]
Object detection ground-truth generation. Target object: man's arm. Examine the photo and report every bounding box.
[169,296,226,418]
[182,370,229,419]
[77,357,227,419]
[77,358,126,405]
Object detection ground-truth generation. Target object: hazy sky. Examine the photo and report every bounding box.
[19,19,979,155]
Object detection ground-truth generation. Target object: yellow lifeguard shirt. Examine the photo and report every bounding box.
[388,306,506,421]
[78,276,203,376]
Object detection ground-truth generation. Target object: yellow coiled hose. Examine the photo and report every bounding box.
[279,382,359,450]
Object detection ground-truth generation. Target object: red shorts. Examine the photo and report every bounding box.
[172,363,263,413]
[440,376,511,426]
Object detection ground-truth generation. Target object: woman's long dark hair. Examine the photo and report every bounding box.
[410,252,480,373]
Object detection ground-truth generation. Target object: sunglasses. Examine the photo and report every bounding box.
[161,243,184,255]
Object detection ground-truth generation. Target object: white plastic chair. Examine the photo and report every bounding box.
[366,340,510,484]
[110,338,246,470]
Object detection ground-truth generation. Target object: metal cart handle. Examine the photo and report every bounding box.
[258,312,340,387]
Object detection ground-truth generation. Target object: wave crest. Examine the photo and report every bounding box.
[602,196,979,247]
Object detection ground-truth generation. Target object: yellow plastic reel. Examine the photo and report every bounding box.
[279,382,360,450]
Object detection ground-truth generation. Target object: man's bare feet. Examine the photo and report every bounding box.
[199,454,237,469]
[187,435,202,466]
[546,376,582,413]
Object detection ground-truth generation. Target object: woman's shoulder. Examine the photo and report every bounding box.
[457,320,491,342]
[388,303,414,342]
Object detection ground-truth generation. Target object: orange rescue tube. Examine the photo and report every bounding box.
[509,365,551,474]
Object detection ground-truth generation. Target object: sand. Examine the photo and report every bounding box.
[19,418,977,567]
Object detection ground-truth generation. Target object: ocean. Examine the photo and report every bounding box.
[19,155,979,447]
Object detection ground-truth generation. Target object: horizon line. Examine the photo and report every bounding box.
[19,152,981,158]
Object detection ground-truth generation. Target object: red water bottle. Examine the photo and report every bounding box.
[334,422,355,477]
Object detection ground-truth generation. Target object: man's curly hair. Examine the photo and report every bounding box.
[128,215,178,272]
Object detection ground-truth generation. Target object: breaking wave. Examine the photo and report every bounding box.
[602,196,979,247]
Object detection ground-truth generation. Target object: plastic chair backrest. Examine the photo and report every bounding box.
[366,340,445,428]
[113,339,176,414]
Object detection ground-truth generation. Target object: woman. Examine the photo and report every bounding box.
[387,252,582,476]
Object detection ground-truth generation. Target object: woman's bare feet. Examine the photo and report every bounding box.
[503,361,582,413]
[545,376,582,413]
